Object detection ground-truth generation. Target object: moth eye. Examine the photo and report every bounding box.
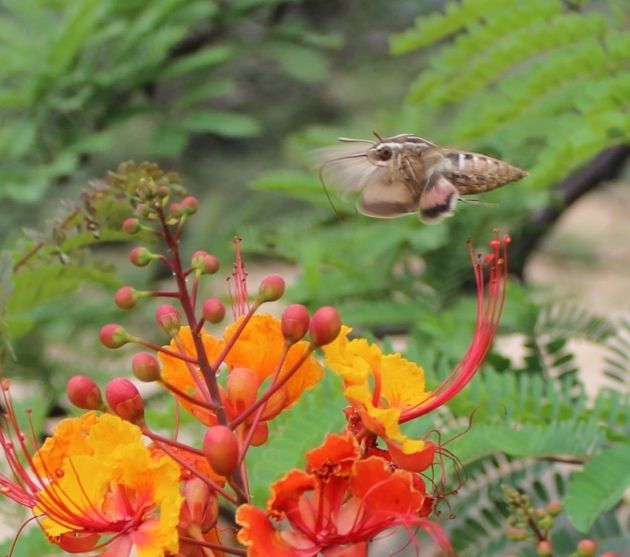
[377,146,392,161]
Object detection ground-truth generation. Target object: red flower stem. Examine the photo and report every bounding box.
[172,335,212,405]
[238,344,291,462]
[229,344,313,429]
[157,208,250,503]
[160,379,219,411]
[142,427,205,456]
[147,290,180,299]
[193,318,206,337]
[157,208,227,423]
[179,536,247,556]
[209,303,260,373]
[150,439,239,505]
[133,339,199,364]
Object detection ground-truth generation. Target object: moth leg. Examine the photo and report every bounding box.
[398,155,420,195]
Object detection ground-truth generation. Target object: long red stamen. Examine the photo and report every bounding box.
[402,232,509,421]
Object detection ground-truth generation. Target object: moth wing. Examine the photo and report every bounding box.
[313,143,376,193]
[418,172,459,224]
[357,167,420,218]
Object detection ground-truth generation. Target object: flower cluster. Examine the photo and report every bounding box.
[0,164,510,557]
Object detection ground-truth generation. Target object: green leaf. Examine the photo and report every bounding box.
[149,124,189,157]
[180,110,261,137]
[159,45,235,81]
[263,41,328,83]
[246,372,346,506]
[564,445,630,532]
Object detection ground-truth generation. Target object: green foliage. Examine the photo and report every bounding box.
[246,371,347,506]
[390,0,629,189]
[0,0,337,203]
[564,445,630,533]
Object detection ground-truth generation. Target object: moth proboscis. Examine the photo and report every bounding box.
[316,132,528,223]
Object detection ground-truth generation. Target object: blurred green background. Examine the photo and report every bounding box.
[1,0,630,555]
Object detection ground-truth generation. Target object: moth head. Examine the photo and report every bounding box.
[367,144,394,166]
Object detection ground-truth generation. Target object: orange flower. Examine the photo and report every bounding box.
[159,314,323,426]
[236,433,451,557]
[323,234,509,470]
[0,395,182,557]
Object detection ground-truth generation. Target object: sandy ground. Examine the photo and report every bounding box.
[523,180,630,395]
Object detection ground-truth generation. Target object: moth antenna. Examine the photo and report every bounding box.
[372,130,384,142]
[337,137,376,144]
[458,197,499,209]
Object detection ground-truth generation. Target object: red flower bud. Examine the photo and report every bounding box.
[192,251,220,275]
[203,425,239,476]
[131,352,161,382]
[257,274,285,303]
[249,422,269,446]
[99,324,130,349]
[600,553,619,557]
[182,196,199,215]
[577,540,597,557]
[181,478,219,532]
[281,304,310,343]
[536,541,553,557]
[122,217,141,235]
[170,201,184,217]
[202,298,225,324]
[114,286,138,310]
[129,246,153,267]
[155,304,181,334]
[66,375,103,410]
[105,378,145,424]
[309,306,341,346]
[226,368,260,414]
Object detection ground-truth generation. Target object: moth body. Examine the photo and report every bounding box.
[317,133,528,223]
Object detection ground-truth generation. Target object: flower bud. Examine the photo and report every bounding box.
[536,541,552,557]
[170,201,184,217]
[131,352,161,382]
[506,528,528,542]
[249,422,269,446]
[227,368,260,414]
[203,425,239,476]
[180,478,219,533]
[122,217,141,235]
[192,251,220,275]
[257,274,285,303]
[600,553,619,557]
[155,304,181,335]
[114,286,138,310]
[129,246,153,267]
[202,298,225,324]
[67,375,103,410]
[281,304,310,343]
[99,324,130,349]
[182,196,199,215]
[156,185,170,198]
[577,540,597,557]
[309,306,341,346]
[105,378,145,424]
[546,501,562,516]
